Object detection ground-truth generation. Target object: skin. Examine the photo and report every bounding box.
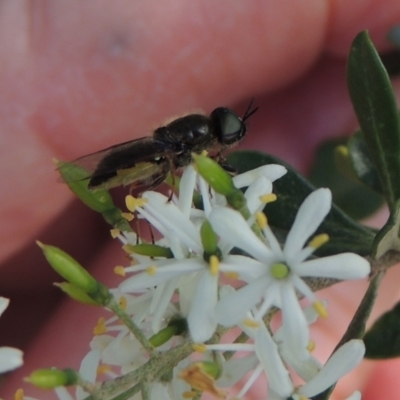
[1,0,400,398]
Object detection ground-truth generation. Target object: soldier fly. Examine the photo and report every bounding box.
[66,101,258,192]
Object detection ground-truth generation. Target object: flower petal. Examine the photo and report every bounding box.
[232,165,286,188]
[0,297,9,316]
[119,259,203,291]
[178,165,197,217]
[298,254,370,280]
[0,347,23,373]
[210,207,273,262]
[187,271,218,342]
[253,322,294,397]
[215,280,269,326]
[284,188,331,259]
[280,283,310,360]
[299,339,365,397]
[219,255,266,282]
[244,176,272,214]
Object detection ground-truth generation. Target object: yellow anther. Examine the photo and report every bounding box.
[224,271,240,280]
[260,193,277,204]
[209,255,220,276]
[299,396,308,400]
[93,317,107,335]
[182,391,197,399]
[243,318,260,328]
[119,296,127,310]
[313,300,328,318]
[122,244,135,254]
[201,150,209,156]
[308,234,329,249]
[256,211,268,229]
[307,340,316,352]
[146,265,157,275]
[121,212,134,221]
[110,228,120,239]
[336,145,349,157]
[192,343,207,353]
[125,195,147,212]
[179,364,225,399]
[97,364,112,375]
[114,266,126,276]
[14,388,24,400]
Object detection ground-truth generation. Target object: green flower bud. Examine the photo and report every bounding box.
[57,160,115,213]
[26,368,78,389]
[192,153,236,196]
[57,160,132,232]
[55,283,99,306]
[37,242,98,293]
[128,243,174,258]
[149,318,188,347]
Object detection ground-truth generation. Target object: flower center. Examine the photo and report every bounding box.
[271,262,290,279]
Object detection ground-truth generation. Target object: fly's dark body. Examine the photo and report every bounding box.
[70,103,258,192]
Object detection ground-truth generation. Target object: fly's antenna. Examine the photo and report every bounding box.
[242,98,259,122]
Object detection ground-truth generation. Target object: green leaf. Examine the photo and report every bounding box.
[57,160,132,232]
[227,150,375,256]
[346,130,384,194]
[364,300,400,359]
[347,30,400,211]
[373,199,400,258]
[308,137,384,219]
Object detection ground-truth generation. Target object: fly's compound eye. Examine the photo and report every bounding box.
[210,107,247,146]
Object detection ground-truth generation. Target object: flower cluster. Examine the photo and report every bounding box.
[88,158,370,400]
[31,157,370,400]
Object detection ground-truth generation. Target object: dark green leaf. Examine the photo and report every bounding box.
[347,31,400,211]
[347,130,384,194]
[308,137,384,219]
[227,150,375,256]
[373,199,400,258]
[364,300,400,359]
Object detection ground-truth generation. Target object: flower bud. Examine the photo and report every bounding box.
[26,368,78,389]
[54,283,99,306]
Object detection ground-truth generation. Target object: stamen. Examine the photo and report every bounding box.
[14,388,24,400]
[97,364,112,375]
[209,255,220,276]
[224,271,239,280]
[114,266,126,276]
[121,212,134,221]
[256,212,268,229]
[201,150,209,156]
[243,318,260,328]
[110,228,120,238]
[307,340,316,352]
[259,193,277,204]
[125,195,147,212]
[182,391,197,399]
[313,300,328,318]
[146,265,157,275]
[308,234,329,249]
[193,343,207,353]
[119,296,127,310]
[93,317,107,335]
[122,244,135,254]
[271,262,290,279]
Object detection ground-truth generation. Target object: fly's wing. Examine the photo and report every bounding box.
[58,137,182,191]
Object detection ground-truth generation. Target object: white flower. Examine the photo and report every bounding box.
[0,297,23,373]
[210,188,370,357]
[206,315,293,399]
[118,163,285,342]
[267,340,365,400]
